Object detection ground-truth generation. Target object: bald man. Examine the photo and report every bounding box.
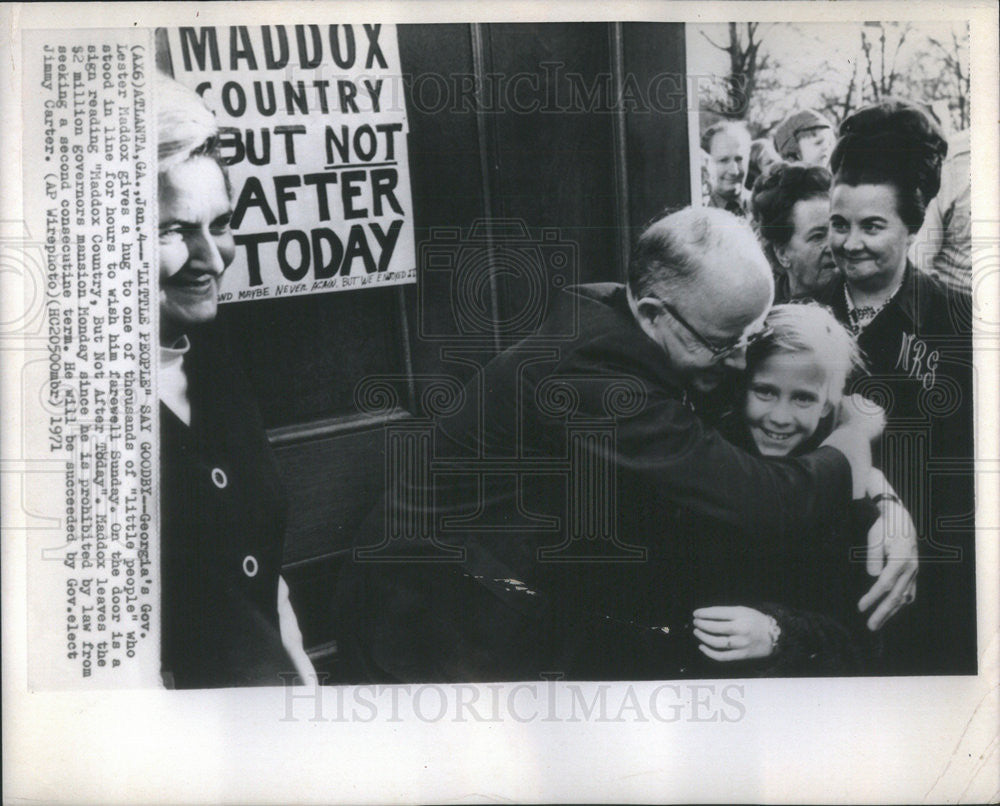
[340,207,915,682]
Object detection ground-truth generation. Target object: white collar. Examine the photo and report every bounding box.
[159,336,192,426]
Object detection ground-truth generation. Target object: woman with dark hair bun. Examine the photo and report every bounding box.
[750,162,838,303]
[830,100,948,237]
[814,99,975,675]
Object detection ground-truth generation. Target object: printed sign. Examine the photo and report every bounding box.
[163,25,416,301]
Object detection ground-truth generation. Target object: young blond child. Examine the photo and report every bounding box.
[693,302,903,672]
[743,302,862,457]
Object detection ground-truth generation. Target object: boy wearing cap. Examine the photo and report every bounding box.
[774,109,836,167]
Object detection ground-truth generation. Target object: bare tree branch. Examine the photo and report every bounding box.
[699,29,727,52]
[885,23,912,96]
[860,30,880,101]
[697,21,968,132]
[840,58,859,120]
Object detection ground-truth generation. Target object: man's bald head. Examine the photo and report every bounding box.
[628,206,774,311]
[627,207,775,389]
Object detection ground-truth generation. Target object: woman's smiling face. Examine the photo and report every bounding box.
[158,156,235,345]
[744,351,832,456]
[828,183,913,292]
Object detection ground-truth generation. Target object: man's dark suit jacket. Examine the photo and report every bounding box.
[341,283,857,682]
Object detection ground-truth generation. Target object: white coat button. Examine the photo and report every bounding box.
[243,555,259,577]
[211,467,228,488]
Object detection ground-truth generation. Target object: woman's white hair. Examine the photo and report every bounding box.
[156,72,220,173]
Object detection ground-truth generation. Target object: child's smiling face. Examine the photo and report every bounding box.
[744,351,832,456]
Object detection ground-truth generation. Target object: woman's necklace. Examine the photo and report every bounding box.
[843,278,903,336]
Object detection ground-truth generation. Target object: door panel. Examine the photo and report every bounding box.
[161,23,691,673]
[221,285,411,427]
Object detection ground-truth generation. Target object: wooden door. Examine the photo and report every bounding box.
[162,22,691,677]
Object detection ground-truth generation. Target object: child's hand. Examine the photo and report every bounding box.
[692,606,780,661]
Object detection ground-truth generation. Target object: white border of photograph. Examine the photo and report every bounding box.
[2,2,998,804]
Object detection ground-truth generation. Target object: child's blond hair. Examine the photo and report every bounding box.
[746,302,865,405]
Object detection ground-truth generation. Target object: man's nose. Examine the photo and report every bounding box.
[188,230,226,275]
[721,347,746,372]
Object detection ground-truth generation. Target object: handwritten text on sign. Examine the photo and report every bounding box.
[164,25,416,301]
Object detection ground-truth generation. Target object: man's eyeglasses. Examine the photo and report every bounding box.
[660,300,772,360]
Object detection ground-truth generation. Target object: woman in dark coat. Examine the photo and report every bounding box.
[156,75,314,688]
[814,100,976,675]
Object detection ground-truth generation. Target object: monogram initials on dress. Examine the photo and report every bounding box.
[895,332,939,391]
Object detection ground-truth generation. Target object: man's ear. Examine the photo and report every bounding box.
[634,297,665,341]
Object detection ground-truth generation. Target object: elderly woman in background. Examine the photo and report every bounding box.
[157,75,314,688]
[750,163,839,303]
[814,99,975,675]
